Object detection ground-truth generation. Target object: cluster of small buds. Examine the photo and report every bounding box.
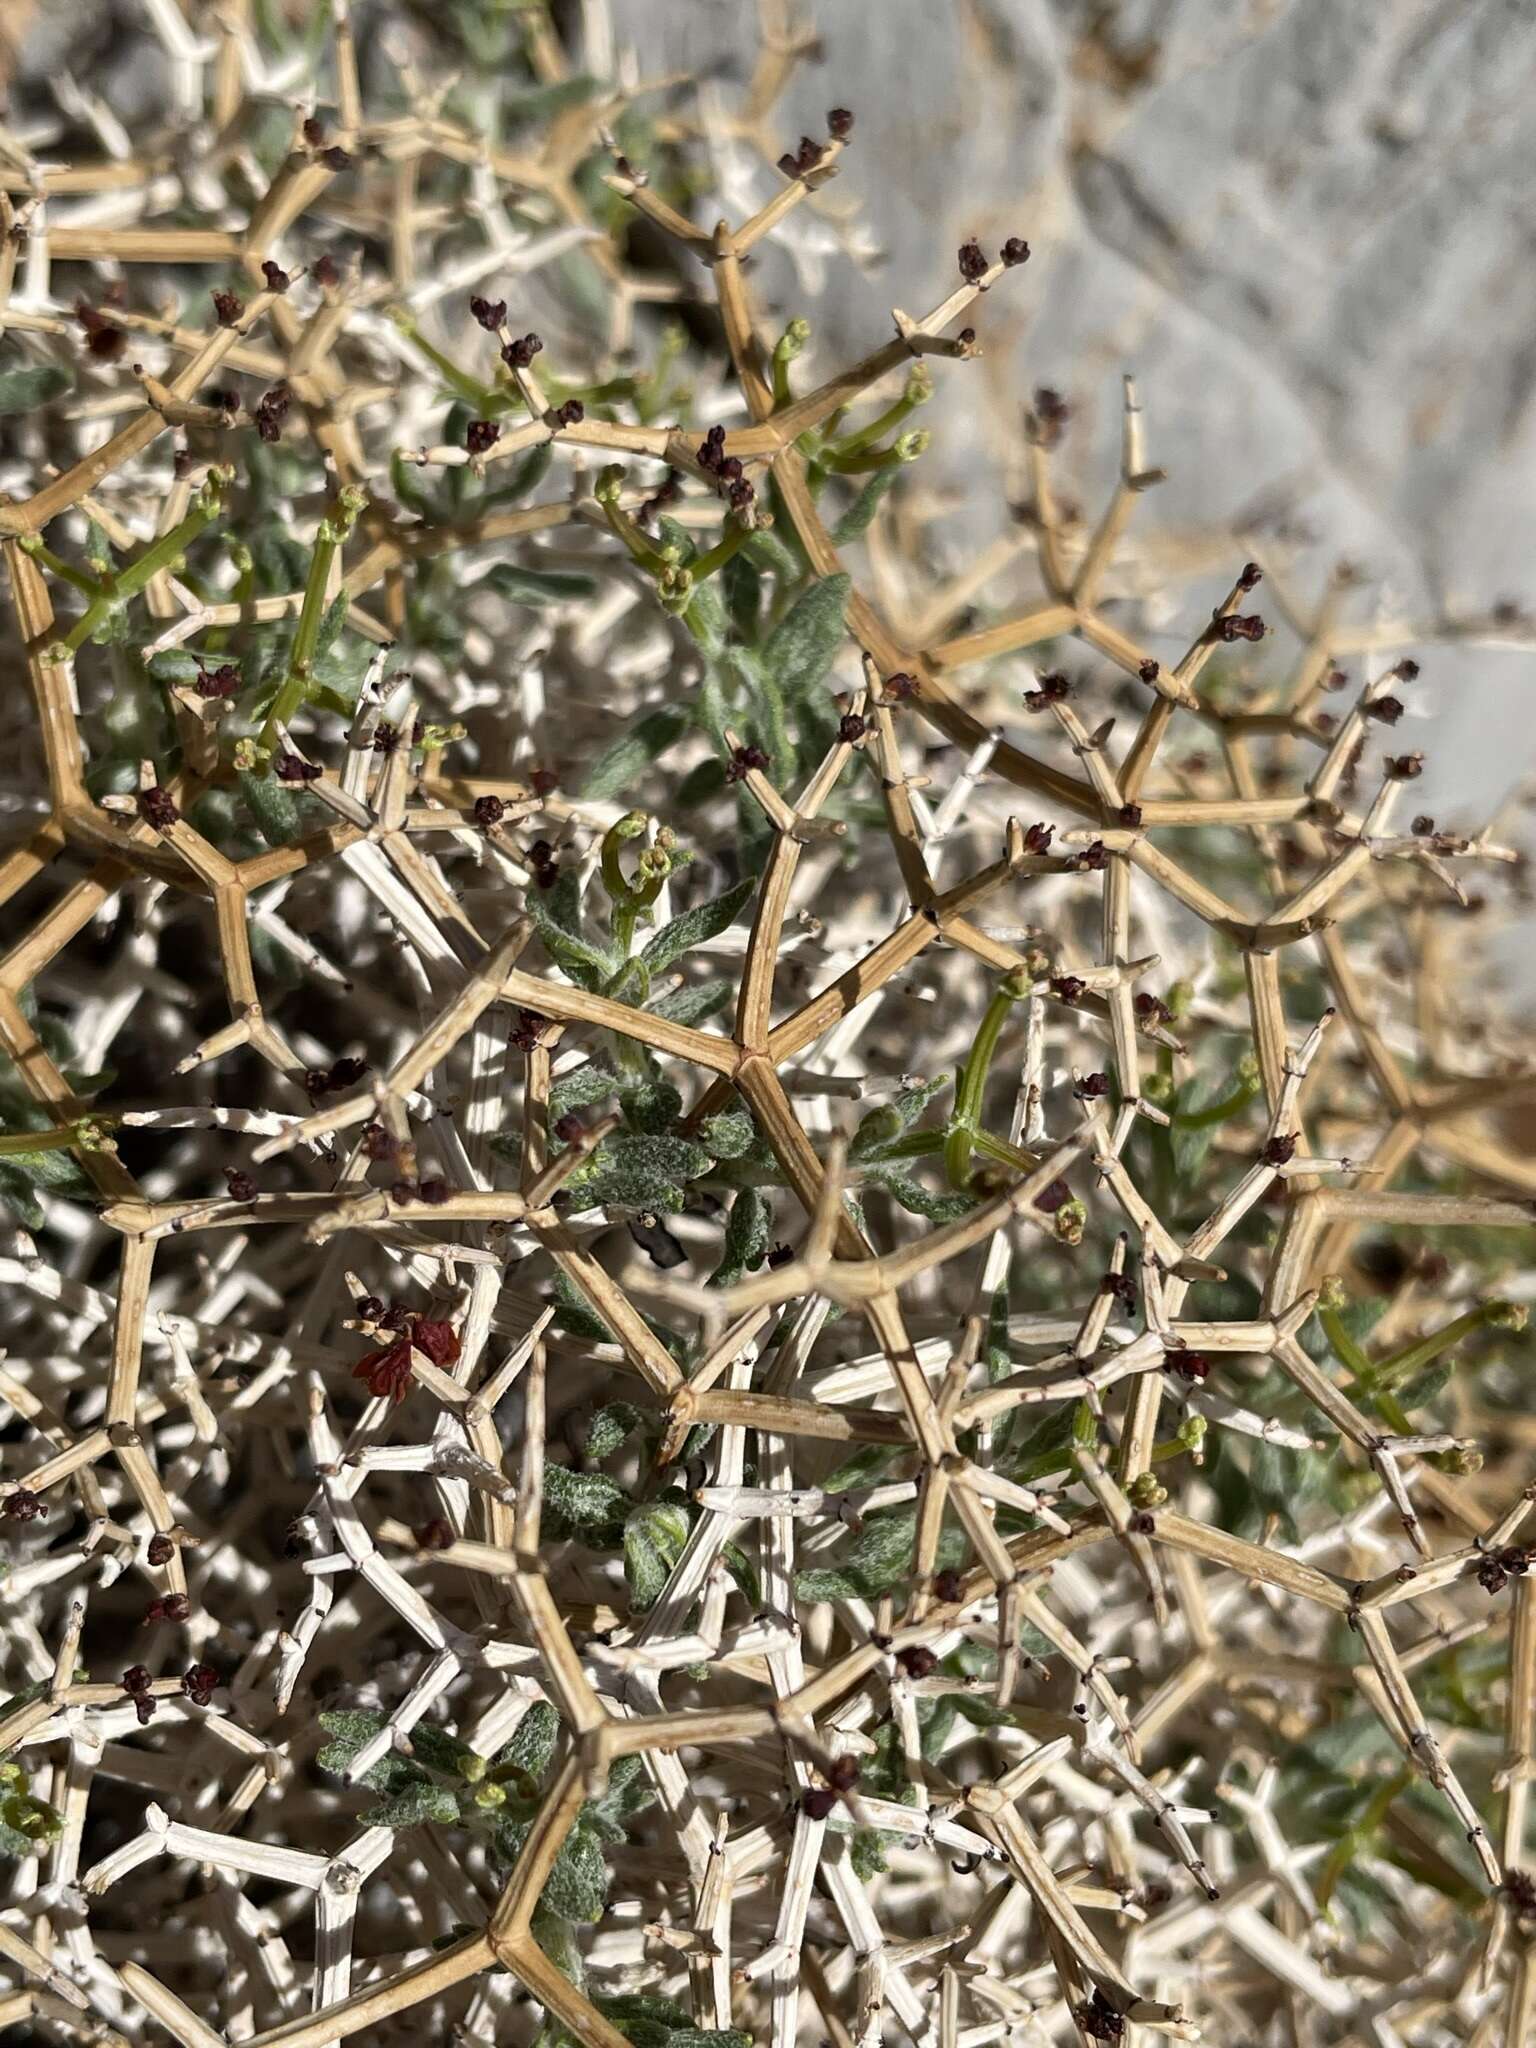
[1212,610,1266,644]
[311,250,339,290]
[121,1665,157,1725]
[1021,822,1053,855]
[1023,669,1071,713]
[473,794,505,828]
[1478,1545,1533,1595]
[527,837,559,889]
[510,1008,548,1052]
[1074,840,1109,872]
[502,331,543,371]
[223,1168,258,1202]
[1386,752,1425,779]
[1035,1177,1074,1214]
[2,1488,44,1521]
[1134,990,1172,1026]
[837,712,866,744]
[725,743,770,784]
[1261,1132,1298,1168]
[1502,1868,1536,1917]
[549,399,585,430]
[275,752,323,782]
[765,1243,795,1269]
[1074,1989,1127,2041]
[1364,694,1404,724]
[883,670,917,701]
[260,260,290,294]
[146,1532,175,1566]
[529,765,558,798]
[351,1315,460,1404]
[778,135,827,179]
[1051,974,1086,1003]
[466,419,500,457]
[1031,387,1069,449]
[470,296,507,332]
[896,1643,938,1679]
[136,785,178,830]
[254,380,292,443]
[1118,802,1144,827]
[1237,561,1264,591]
[696,424,755,512]
[144,1591,191,1626]
[1074,1071,1111,1100]
[182,1662,220,1706]
[360,1121,396,1161]
[1138,658,1161,684]
[210,289,243,328]
[416,1517,456,1551]
[1100,1270,1137,1308]
[304,1055,369,1099]
[932,1566,965,1604]
[193,660,240,699]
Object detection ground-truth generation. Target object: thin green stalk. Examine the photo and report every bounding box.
[944,973,1028,1190]
[259,490,365,750]
[18,536,104,600]
[1366,1300,1525,1394]
[62,471,232,654]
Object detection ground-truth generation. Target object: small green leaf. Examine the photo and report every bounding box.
[0,363,71,415]
[484,562,598,608]
[832,466,902,542]
[640,877,756,975]
[700,1109,755,1159]
[580,706,689,803]
[585,1402,645,1462]
[542,1463,630,1534]
[624,1500,692,1611]
[548,1065,619,1126]
[238,769,303,849]
[496,1702,560,1780]
[761,573,850,700]
[650,979,732,1025]
[532,908,617,993]
[711,1186,771,1287]
[360,1778,462,1828]
[540,1818,610,1922]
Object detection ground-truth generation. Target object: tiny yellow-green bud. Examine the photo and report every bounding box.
[1318,1273,1348,1313]
[1127,1473,1167,1510]
[895,429,930,463]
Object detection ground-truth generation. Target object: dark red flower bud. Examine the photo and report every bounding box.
[302,116,326,147]
[312,252,339,289]
[826,1753,860,1791]
[1313,711,1337,735]
[1213,611,1266,643]
[1118,803,1143,827]
[1364,695,1403,724]
[1262,1133,1297,1168]
[417,1178,452,1205]
[958,240,989,284]
[136,786,178,830]
[147,1532,175,1565]
[1050,975,1085,1003]
[372,723,397,754]
[3,1489,43,1522]
[260,261,290,293]
[329,1056,368,1090]
[473,794,505,827]
[303,1068,332,1098]
[1022,822,1053,855]
[1412,814,1436,836]
[1023,670,1070,713]
[1394,659,1420,681]
[727,477,755,512]
[1075,1072,1110,1099]
[466,419,500,456]
[725,743,770,784]
[1036,1178,1073,1213]
[884,670,917,700]
[390,1179,418,1206]
[958,326,976,346]
[1237,561,1263,591]
[195,661,241,699]
[379,1304,412,1331]
[254,381,292,443]
[211,289,243,328]
[1101,1271,1136,1307]
[469,296,507,331]
[224,1168,258,1202]
[1076,840,1109,871]
[122,1665,153,1695]
[553,1114,585,1143]
[1138,658,1161,684]
[1386,752,1424,779]
[896,1643,938,1679]
[275,752,322,782]
[802,1786,838,1820]
[827,107,854,140]
[416,1517,456,1551]
[1134,991,1171,1025]
[838,713,866,744]
[1168,1349,1210,1383]
[144,1592,190,1625]
[357,1295,386,1321]
[511,1009,548,1051]
[1002,236,1030,266]
[933,1567,964,1604]
[529,766,558,797]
